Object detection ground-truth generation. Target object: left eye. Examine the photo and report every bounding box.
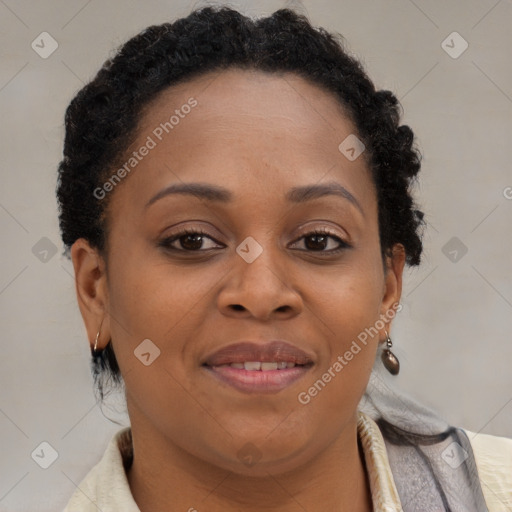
[159,229,350,253]
[290,230,350,253]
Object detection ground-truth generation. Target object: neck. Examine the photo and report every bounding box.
[126,412,372,512]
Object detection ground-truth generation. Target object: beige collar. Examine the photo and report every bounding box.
[64,411,403,511]
[357,411,403,511]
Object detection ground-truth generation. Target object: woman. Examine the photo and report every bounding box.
[57,6,511,511]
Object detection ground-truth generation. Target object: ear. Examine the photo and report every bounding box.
[379,243,406,338]
[70,238,110,352]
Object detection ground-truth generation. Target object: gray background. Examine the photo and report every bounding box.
[0,0,511,510]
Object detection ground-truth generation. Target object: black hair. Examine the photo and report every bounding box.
[56,5,425,398]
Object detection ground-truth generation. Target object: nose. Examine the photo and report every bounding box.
[217,243,303,322]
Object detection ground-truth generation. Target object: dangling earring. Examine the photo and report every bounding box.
[381,329,400,375]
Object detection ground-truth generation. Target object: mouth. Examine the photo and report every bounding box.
[201,340,314,394]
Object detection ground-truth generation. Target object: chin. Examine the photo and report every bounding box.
[201,428,317,477]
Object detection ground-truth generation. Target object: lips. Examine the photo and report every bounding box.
[202,340,314,394]
[202,340,315,367]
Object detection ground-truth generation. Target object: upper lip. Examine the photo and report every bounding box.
[202,340,315,366]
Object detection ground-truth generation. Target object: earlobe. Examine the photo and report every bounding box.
[70,238,110,351]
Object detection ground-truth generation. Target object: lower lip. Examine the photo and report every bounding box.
[204,365,312,394]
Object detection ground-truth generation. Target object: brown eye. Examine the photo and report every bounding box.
[159,229,223,252]
[292,229,350,254]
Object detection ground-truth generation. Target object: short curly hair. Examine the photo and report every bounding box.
[56,5,425,398]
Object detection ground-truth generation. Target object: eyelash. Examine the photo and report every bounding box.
[159,228,350,255]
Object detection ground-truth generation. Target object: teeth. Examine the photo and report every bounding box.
[244,361,261,371]
[226,361,296,370]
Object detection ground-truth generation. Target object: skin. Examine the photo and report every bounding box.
[71,68,406,512]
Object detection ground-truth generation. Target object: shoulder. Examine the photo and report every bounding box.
[62,427,139,512]
[463,428,512,511]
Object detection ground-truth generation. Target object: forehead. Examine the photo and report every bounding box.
[108,68,376,219]
[140,67,354,146]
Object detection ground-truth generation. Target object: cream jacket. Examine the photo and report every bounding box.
[63,411,512,511]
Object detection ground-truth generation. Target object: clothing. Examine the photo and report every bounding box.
[63,411,512,512]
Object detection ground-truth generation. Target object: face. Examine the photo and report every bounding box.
[73,68,404,476]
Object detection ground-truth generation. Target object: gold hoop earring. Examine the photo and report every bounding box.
[381,329,400,375]
[92,319,104,356]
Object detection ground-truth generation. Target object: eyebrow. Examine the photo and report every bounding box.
[145,181,364,216]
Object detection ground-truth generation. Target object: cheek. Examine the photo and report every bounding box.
[107,251,211,340]
[309,256,384,338]
[104,249,227,403]
[304,262,384,402]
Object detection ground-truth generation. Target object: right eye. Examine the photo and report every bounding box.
[159,229,224,252]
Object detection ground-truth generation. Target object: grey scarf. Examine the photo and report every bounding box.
[359,366,489,511]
